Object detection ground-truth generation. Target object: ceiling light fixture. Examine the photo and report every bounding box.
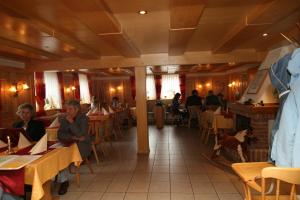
[138,10,147,15]
[262,33,268,37]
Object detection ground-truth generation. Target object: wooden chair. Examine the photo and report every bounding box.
[187,106,200,128]
[233,162,300,200]
[88,121,103,165]
[201,111,214,144]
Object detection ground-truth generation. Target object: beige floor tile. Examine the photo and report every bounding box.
[101,192,125,200]
[87,181,110,192]
[189,174,210,183]
[212,182,238,194]
[127,181,150,192]
[171,181,193,193]
[78,192,103,200]
[171,193,194,200]
[151,173,170,182]
[192,181,216,194]
[106,181,130,192]
[124,192,148,200]
[60,191,82,200]
[194,194,219,200]
[170,173,190,182]
[218,194,243,200]
[208,174,230,182]
[149,181,170,192]
[69,181,93,192]
[148,193,170,200]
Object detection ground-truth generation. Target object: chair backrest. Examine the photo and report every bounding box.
[188,106,200,118]
[261,167,300,200]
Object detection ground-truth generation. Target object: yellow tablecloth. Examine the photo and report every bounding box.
[25,143,82,200]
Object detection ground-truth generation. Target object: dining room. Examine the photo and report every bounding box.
[0,0,300,200]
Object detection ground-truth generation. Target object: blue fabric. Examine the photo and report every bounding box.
[268,52,292,160]
[271,48,300,167]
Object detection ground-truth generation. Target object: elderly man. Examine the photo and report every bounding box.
[57,100,91,195]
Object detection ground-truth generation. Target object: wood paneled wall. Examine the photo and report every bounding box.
[0,68,34,127]
[92,77,134,106]
[186,67,258,102]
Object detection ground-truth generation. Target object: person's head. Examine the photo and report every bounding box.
[217,93,224,99]
[112,96,119,102]
[16,103,35,122]
[174,93,181,99]
[208,90,214,96]
[65,100,81,118]
[192,90,198,96]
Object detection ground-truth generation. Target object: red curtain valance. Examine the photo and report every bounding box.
[57,72,65,105]
[73,73,80,100]
[130,76,136,100]
[34,72,46,111]
[154,75,162,100]
[179,74,186,102]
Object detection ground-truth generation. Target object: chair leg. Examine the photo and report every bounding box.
[91,144,100,165]
[85,158,94,174]
[75,166,80,187]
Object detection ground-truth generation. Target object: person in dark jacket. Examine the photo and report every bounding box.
[205,90,221,106]
[56,100,91,195]
[13,103,45,141]
[185,90,202,108]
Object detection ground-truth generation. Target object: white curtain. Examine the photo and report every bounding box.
[44,72,62,109]
[161,74,181,99]
[79,74,91,103]
[146,75,156,100]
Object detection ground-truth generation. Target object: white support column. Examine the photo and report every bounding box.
[134,66,149,154]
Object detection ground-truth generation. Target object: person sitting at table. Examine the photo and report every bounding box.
[12,103,45,141]
[204,90,221,108]
[217,93,227,111]
[111,96,120,109]
[171,93,186,125]
[185,90,202,108]
[57,100,91,195]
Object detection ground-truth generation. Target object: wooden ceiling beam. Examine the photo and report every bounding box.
[0,1,101,59]
[213,0,300,53]
[0,37,61,59]
[169,0,206,56]
[62,0,140,57]
[27,49,263,71]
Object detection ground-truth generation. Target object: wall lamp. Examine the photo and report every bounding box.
[9,82,30,97]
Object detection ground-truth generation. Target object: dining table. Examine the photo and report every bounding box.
[0,142,82,200]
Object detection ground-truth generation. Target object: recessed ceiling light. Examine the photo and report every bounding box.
[138,10,147,15]
[262,33,268,37]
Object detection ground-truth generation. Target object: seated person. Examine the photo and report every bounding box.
[217,93,227,111]
[171,93,186,124]
[12,103,45,141]
[204,90,221,107]
[185,89,202,108]
[111,96,120,109]
[57,100,91,195]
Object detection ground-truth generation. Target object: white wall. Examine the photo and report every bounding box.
[239,45,295,104]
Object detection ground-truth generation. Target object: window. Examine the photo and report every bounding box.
[161,74,180,99]
[79,74,91,103]
[44,72,62,109]
[146,75,156,100]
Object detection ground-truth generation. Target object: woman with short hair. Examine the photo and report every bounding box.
[12,103,45,141]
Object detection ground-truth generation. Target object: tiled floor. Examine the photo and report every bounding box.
[58,126,244,200]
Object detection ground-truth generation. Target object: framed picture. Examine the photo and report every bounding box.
[247,69,268,94]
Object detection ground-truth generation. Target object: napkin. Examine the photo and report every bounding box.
[214,107,221,115]
[48,116,60,128]
[102,108,109,115]
[29,134,47,155]
[109,106,115,114]
[0,140,7,148]
[18,133,32,149]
